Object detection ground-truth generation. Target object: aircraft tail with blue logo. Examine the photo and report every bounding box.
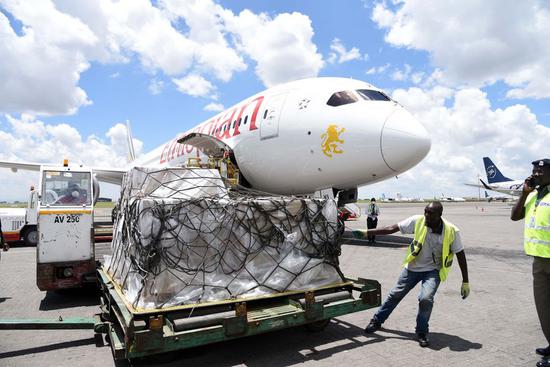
[483,157,513,184]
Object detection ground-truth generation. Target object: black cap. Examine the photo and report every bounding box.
[531,158,550,167]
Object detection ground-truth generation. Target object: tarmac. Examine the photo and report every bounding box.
[0,202,545,367]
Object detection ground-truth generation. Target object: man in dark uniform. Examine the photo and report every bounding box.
[511,159,550,367]
[366,198,380,243]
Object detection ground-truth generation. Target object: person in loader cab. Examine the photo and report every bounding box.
[55,183,86,205]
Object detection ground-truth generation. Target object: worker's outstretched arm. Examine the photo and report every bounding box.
[366,224,400,236]
[511,176,535,221]
[456,250,469,299]
[352,224,399,239]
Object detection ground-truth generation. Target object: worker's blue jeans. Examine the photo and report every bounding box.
[372,268,440,335]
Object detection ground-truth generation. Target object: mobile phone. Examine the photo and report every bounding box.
[526,177,536,187]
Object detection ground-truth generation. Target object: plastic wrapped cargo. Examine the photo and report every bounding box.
[105,167,344,309]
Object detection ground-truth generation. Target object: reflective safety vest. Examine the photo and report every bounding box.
[403,216,457,282]
[524,189,550,258]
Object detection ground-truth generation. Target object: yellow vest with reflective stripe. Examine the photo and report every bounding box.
[403,216,457,281]
[524,189,550,258]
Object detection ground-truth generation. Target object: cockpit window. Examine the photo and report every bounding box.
[326,90,359,107]
[356,89,391,101]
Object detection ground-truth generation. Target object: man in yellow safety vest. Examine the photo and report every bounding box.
[354,201,469,347]
[511,158,550,367]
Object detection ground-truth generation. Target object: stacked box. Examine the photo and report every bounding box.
[105,167,343,309]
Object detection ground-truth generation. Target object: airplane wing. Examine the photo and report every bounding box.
[479,179,492,190]
[0,160,42,172]
[0,160,126,185]
[479,178,521,197]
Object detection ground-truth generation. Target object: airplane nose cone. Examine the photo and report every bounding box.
[381,108,431,172]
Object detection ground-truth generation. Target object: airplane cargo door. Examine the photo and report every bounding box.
[260,92,288,140]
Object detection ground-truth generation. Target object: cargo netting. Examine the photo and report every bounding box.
[105,167,344,309]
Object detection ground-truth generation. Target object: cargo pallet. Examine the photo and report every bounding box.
[0,267,381,361]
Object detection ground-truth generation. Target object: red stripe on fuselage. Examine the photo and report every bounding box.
[159,95,265,164]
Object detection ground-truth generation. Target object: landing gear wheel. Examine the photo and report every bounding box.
[23,226,38,246]
[305,318,331,332]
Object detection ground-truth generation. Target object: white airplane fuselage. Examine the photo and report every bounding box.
[482,180,523,196]
[136,77,431,195]
[0,77,431,197]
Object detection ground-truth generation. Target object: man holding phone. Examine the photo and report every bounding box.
[511,159,550,367]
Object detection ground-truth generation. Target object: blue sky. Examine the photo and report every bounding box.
[1,0,549,201]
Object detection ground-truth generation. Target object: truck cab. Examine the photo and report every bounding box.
[0,187,39,246]
[36,163,96,291]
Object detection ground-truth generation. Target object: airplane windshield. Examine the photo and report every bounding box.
[356,89,391,101]
[326,90,358,107]
[41,171,92,206]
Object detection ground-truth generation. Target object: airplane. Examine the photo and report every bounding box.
[465,157,523,197]
[0,77,431,204]
[380,193,395,202]
[395,192,414,202]
[438,194,466,202]
[484,191,512,203]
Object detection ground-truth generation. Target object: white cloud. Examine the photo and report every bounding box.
[172,74,215,97]
[0,114,142,201]
[328,38,362,64]
[371,0,550,99]
[100,0,196,76]
[105,122,143,160]
[371,2,396,28]
[160,0,247,82]
[224,10,324,87]
[0,0,324,114]
[360,85,550,199]
[148,78,165,95]
[0,1,93,115]
[203,102,224,112]
[411,72,424,84]
[56,0,246,81]
[391,64,412,81]
[366,63,390,75]
[0,114,142,166]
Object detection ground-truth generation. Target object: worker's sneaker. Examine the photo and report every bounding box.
[417,334,430,348]
[537,346,550,357]
[364,319,381,333]
[536,358,550,367]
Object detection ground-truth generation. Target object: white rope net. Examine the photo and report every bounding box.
[105,167,344,309]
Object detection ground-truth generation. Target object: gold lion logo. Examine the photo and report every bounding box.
[321,124,345,158]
